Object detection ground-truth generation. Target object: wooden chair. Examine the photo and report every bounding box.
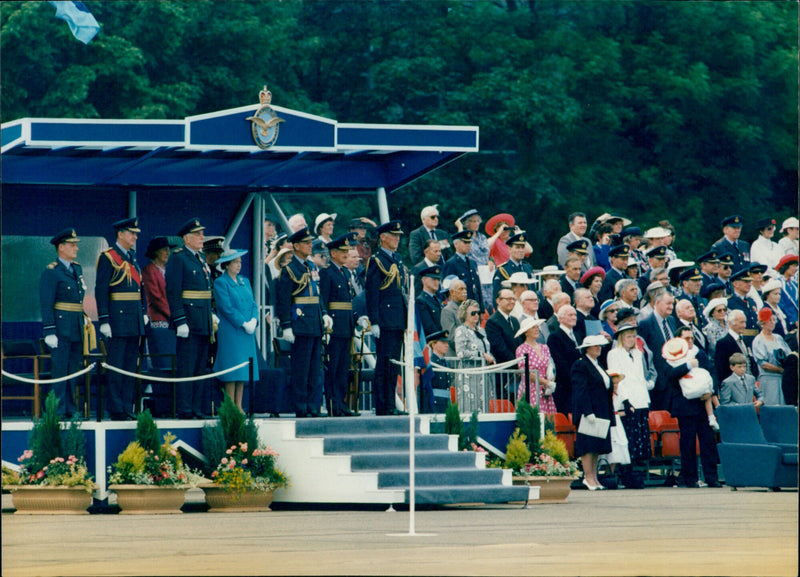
[1,340,51,419]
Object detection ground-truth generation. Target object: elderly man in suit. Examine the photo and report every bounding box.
[441,278,467,357]
[711,215,751,272]
[484,288,521,399]
[714,309,758,386]
[559,257,582,301]
[557,212,595,269]
[547,304,581,415]
[637,290,679,411]
[409,204,450,265]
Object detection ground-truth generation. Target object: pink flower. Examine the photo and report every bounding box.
[221,457,228,465]
[242,458,248,465]
[230,459,236,467]
[36,470,45,479]
[226,449,233,455]
[240,443,248,452]
[211,471,218,478]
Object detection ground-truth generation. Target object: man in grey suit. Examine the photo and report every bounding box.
[556,212,596,269]
[408,204,451,265]
[440,278,467,357]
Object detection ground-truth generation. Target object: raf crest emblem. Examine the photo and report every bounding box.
[246,86,284,149]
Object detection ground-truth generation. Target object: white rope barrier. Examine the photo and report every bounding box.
[1,363,98,384]
[429,357,520,374]
[101,361,250,382]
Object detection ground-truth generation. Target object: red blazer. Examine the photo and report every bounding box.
[142,262,170,322]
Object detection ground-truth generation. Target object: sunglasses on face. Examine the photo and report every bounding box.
[469,310,480,317]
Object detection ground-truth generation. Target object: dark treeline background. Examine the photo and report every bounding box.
[2,0,797,265]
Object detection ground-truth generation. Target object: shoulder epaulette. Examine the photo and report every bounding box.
[47,262,57,269]
[499,265,510,280]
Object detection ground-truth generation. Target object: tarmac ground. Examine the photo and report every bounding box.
[2,485,797,576]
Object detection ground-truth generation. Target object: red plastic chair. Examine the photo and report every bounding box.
[554,412,577,459]
[489,399,515,413]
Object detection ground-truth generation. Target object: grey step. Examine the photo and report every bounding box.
[295,416,420,436]
[409,485,531,505]
[350,451,479,471]
[322,434,451,454]
[377,468,504,488]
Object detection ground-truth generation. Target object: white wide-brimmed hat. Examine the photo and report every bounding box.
[662,337,689,362]
[515,316,545,338]
[578,335,608,349]
[534,265,565,277]
[780,216,799,233]
[314,212,337,233]
[703,297,729,319]
[501,271,536,287]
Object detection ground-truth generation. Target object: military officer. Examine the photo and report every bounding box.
[366,220,409,416]
[276,227,331,418]
[598,244,630,303]
[727,268,760,346]
[492,231,534,301]
[697,250,720,291]
[711,215,750,272]
[40,228,86,417]
[96,217,147,420]
[676,266,706,328]
[566,239,591,272]
[166,218,214,419]
[319,233,362,417]
[442,230,483,312]
[416,265,443,338]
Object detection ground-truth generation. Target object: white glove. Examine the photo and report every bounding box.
[357,316,371,330]
[370,324,381,339]
[44,334,58,349]
[283,328,295,344]
[212,313,220,326]
[176,324,190,338]
[99,323,112,339]
[322,314,334,331]
[586,413,597,424]
[243,318,257,334]
[143,314,150,326]
[544,380,556,396]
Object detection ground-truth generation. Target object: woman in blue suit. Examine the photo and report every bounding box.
[213,249,259,412]
[571,334,616,490]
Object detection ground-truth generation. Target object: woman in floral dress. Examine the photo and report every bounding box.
[515,317,556,416]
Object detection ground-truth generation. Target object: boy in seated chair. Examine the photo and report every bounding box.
[719,352,764,408]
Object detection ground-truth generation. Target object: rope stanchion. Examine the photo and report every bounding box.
[428,357,520,374]
[2,363,97,384]
[100,360,249,382]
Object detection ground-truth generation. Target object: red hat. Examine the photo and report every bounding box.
[485,213,515,236]
[580,266,606,286]
[757,307,773,323]
[775,254,798,273]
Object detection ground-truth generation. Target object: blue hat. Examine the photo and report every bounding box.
[113,217,140,233]
[730,268,752,283]
[376,220,404,235]
[620,226,642,238]
[178,218,204,237]
[609,244,630,258]
[701,280,726,299]
[288,227,314,243]
[599,299,618,320]
[145,236,176,259]
[458,209,480,223]
[216,248,248,266]
[50,228,79,246]
[452,230,473,242]
[679,267,702,282]
[507,231,527,246]
[327,233,353,251]
[566,239,589,254]
[311,239,329,255]
[756,217,776,231]
[717,254,734,266]
[646,246,667,259]
[721,215,743,228]
[418,265,442,279]
[427,329,449,342]
[748,262,768,275]
[696,250,719,264]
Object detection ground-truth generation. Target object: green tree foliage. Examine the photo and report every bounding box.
[444,401,463,439]
[28,392,63,473]
[135,409,160,453]
[1,1,796,261]
[515,399,541,456]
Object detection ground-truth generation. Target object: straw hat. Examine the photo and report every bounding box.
[515,317,545,339]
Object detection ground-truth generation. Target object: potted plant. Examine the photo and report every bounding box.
[199,395,289,512]
[107,409,199,514]
[506,429,579,504]
[2,391,97,514]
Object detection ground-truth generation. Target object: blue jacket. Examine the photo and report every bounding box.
[319,263,355,338]
[40,260,85,341]
[95,245,146,337]
[366,249,408,330]
[442,254,483,312]
[165,247,213,335]
[276,255,323,337]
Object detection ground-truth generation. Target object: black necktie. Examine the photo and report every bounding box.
[430,229,436,240]
[661,318,672,341]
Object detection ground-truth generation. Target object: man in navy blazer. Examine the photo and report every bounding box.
[408,205,451,265]
[442,230,484,313]
[415,265,443,338]
[637,290,679,411]
[547,305,582,415]
[485,289,520,398]
[667,326,721,488]
[710,215,751,272]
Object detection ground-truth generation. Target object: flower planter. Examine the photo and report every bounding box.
[199,483,274,512]
[109,485,189,514]
[6,485,93,515]
[513,476,575,504]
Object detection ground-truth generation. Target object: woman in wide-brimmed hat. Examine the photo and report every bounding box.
[514,317,556,416]
[213,248,259,412]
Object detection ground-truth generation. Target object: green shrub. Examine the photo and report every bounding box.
[504,428,531,472]
[201,424,227,477]
[218,394,246,449]
[515,399,540,456]
[29,392,62,473]
[135,409,160,453]
[62,414,86,461]
[444,402,462,439]
[540,431,569,465]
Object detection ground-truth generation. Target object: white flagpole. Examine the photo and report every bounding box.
[405,276,417,535]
